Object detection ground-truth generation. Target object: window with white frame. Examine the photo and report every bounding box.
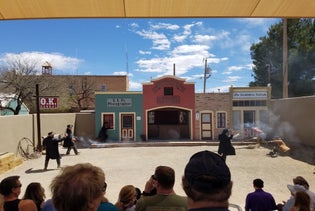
[102,113,114,129]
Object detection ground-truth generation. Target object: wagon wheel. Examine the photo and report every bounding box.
[17,137,40,159]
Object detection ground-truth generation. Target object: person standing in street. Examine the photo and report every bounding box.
[43,131,63,170]
[63,124,79,155]
[218,128,235,161]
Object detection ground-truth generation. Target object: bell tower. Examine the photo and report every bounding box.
[42,61,52,75]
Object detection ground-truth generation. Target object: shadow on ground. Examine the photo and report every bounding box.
[25,168,59,174]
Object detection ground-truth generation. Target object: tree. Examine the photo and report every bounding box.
[250,19,315,98]
[0,55,57,114]
[68,76,96,110]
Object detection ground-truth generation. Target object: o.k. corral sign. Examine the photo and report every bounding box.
[39,97,58,109]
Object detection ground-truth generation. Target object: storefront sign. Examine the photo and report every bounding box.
[107,98,132,107]
[233,92,267,99]
[39,97,58,108]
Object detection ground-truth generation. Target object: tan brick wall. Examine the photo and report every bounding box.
[195,93,231,140]
[26,75,128,112]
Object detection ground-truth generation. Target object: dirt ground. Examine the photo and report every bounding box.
[1,143,314,210]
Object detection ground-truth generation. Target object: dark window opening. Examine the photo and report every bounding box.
[164,87,173,96]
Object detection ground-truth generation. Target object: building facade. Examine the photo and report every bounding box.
[94,76,271,141]
[95,92,143,141]
[143,76,195,140]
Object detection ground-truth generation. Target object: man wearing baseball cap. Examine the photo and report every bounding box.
[182,150,233,211]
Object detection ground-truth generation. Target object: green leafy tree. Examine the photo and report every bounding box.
[250,19,315,98]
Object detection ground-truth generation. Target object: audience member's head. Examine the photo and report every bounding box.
[253,178,264,189]
[293,191,310,209]
[116,185,137,211]
[293,176,310,190]
[50,163,105,211]
[0,176,22,198]
[22,182,45,206]
[153,166,175,189]
[287,184,306,196]
[182,150,232,206]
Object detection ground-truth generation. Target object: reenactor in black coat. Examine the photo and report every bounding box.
[218,128,236,161]
[63,124,79,155]
[43,131,63,170]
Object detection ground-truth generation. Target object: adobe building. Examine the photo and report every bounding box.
[95,92,143,141]
[94,75,271,142]
[195,92,231,140]
[230,86,272,138]
[27,62,129,112]
[142,76,195,140]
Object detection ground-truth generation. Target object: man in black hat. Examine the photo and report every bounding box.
[43,131,63,170]
[182,150,233,211]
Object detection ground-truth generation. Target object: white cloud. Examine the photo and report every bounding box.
[130,22,139,29]
[113,71,133,77]
[193,34,217,44]
[173,35,187,43]
[136,30,170,50]
[228,66,244,71]
[237,18,280,28]
[150,22,180,30]
[223,76,241,83]
[173,22,203,43]
[171,45,209,55]
[0,52,82,74]
[223,65,247,75]
[129,80,142,90]
[139,50,151,55]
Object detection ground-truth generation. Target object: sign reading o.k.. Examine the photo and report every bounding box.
[39,97,58,109]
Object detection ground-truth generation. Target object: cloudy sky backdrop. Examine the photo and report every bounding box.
[0,18,280,92]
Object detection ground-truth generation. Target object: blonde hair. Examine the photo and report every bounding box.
[115,185,137,211]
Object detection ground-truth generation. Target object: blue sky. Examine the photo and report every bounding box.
[0,18,280,92]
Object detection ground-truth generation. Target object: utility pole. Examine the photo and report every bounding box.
[36,84,42,151]
[283,18,288,98]
[203,58,207,94]
[266,64,271,85]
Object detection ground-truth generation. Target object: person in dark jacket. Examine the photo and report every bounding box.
[218,128,236,161]
[43,131,63,170]
[63,124,79,155]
